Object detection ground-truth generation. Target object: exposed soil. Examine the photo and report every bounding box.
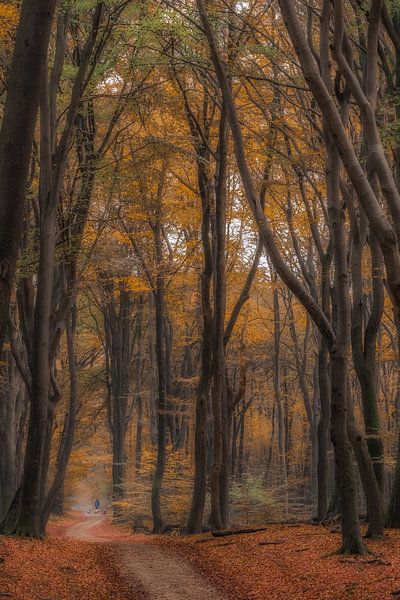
[1,516,400,599]
[64,515,225,600]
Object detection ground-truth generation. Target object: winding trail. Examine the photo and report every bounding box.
[66,514,107,541]
[64,516,226,600]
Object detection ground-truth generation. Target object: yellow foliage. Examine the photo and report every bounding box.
[0,4,18,42]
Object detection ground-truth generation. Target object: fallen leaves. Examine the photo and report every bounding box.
[2,518,400,599]
[0,534,142,599]
[160,524,400,600]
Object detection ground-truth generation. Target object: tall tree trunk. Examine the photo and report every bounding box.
[348,149,385,500]
[346,384,384,539]
[102,286,132,519]
[4,65,61,536]
[148,293,158,446]
[134,297,144,476]
[0,354,25,521]
[186,111,214,533]
[0,0,56,353]
[41,311,78,529]
[311,360,320,516]
[186,187,213,532]
[151,184,168,534]
[151,287,167,533]
[327,141,366,554]
[273,286,289,519]
[238,402,247,479]
[317,248,333,521]
[7,186,58,537]
[276,9,400,505]
[210,110,228,530]
[386,9,400,529]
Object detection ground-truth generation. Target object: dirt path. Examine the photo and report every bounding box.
[115,542,225,600]
[66,514,107,541]
[65,517,226,600]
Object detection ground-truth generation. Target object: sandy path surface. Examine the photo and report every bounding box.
[65,516,225,600]
[66,514,107,540]
[116,542,225,600]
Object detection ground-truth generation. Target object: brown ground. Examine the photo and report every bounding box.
[1,516,400,599]
[165,524,400,600]
[65,514,224,599]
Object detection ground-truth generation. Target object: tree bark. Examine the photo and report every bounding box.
[151,279,167,533]
[273,286,289,519]
[184,87,215,533]
[210,110,229,530]
[0,0,56,353]
[41,311,78,529]
[102,283,133,519]
[327,142,366,554]
[151,167,168,534]
[0,353,26,521]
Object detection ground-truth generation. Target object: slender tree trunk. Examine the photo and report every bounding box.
[187,148,214,534]
[210,110,229,530]
[317,248,332,521]
[52,485,65,516]
[151,191,168,534]
[41,312,78,529]
[238,404,246,479]
[273,287,288,519]
[346,385,384,539]
[317,344,331,521]
[135,395,143,476]
[102,288,132,519]
[311,365,319,517]
[134,298,144,476]
[327,140,366,554]
[148,293,158,446]
[349,168,385,501]
[151,284,167,533]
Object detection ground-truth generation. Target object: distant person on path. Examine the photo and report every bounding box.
[94,498,100,513]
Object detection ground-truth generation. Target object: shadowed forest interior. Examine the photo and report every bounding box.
[4,0,400,567]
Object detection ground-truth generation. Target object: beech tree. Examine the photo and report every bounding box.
[0,0,56,353]
[3,0,400,560]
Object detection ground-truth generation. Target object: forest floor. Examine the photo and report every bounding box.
[0,515,400,599]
